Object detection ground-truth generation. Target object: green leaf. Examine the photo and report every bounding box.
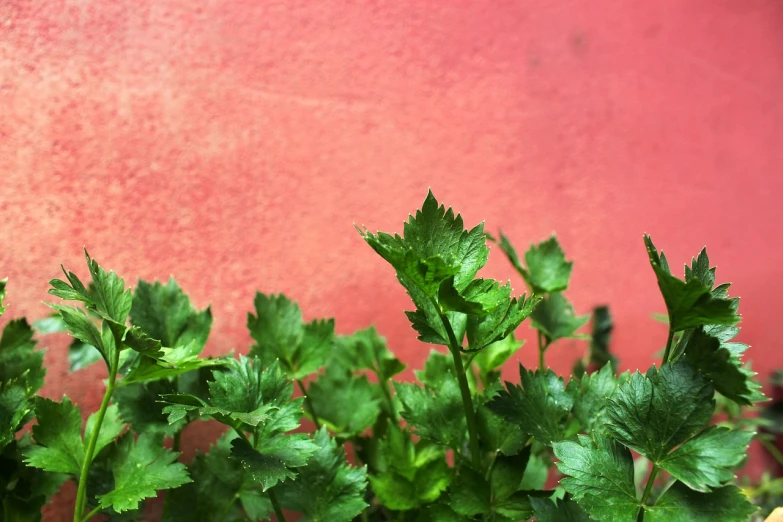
[438,277,511,317]
[0,317,45,394]
[276,428,368,522]
[114,380,184,436]
[0,278,6,317]
[606,363,714,462]
[571,364,623,434]
[530,496,594,522]
[679,328,755,406]
[644,236,739,332]
[448,467,491,517]
[130,278,212,350]
[247,293,334,379]
[83,250,133,324]
[531,292,590,341]
[466,294,540,351]
[473,333,524,386]
[23,398,125,476]
[0,382,33,450]
[67,340,102,372]
[553,434,640,521]
[47,304,110,368]
[584,305,616,372]
[97,432,191,513]
[123,325,163,358]
[505,233,573,294]
[369,424,452,510]
[331,326,405,380]
[394,375,465,448]
[308,366,382,437]
[488,365,575,445]
[23,397,85,475]
[360,191,489,296]
[230,434,318,491]
[120,343,225,385]
[657,426,753,492]
[490,447,531,501]
[477,384,527,456]
[644,482,756,522]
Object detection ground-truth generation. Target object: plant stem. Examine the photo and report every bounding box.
[661,330,675,364]
[296,379,321,430]
[640,463,659,507]
[434,307,481,469]
[172,429,182,453]
[463,351,478,373]
[377,375,398,421]
[80,506,101,522]
[759,436,783,469]
[537,330,549,371]
[269,489,286,522]
[218,493,240,522]
[73,347,120,522]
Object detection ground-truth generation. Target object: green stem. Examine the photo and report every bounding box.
[218,493,240,522]
[661,330,675,364]
[484,451,499,481]
[80,505,101,522]
[269,489,286,522]
[759,436,783,469]
[73,347,120,522]
[162,429,185,518]
[433,304,481,469]
[463,351,478,373]
[377,375,398,421]
[296,379,321,430]
[537,330,549,371]
[640,463,659,508]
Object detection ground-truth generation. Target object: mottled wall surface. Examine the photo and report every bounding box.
[2,0,782,515]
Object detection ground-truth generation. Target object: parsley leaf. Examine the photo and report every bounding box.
[247,293,334,379]
[657,426,753,492]
[394,376,465,448]
[571,363,625,435]
[488,365,575,445]
[606,363,714,462]
[531,292,590,342]
[530,496,594,522]
[644,482,756,522]
[97,432,191,513]
[0,318,45,393]
[277,427,368,522]
[308,366,382,437]
[553,434,640,521]
[644,236,739,332]
[499,233,573,294]
[24,397,124,476]
[331,326,405,380]
[472,333,524,387]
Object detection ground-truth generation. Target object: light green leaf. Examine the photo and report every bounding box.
[503,233,573,294]
[23,397,85,475]
[531,292,590,341]
[308,366,382,436]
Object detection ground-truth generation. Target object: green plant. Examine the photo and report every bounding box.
[0,191,771,521]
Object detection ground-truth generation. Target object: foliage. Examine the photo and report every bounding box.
[0,192,771,521]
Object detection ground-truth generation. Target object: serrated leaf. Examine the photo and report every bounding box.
[83,250,133,325]
[510,234,573,294]
[97,432,191,512]
[0,318,45,394]
[0,382,32,450]
[123,325,163,358]
[658,426,753,492]
[449,467,491,516]
[644,236,739,332]
[473,333,524,386]
[466,294,540,351]
[606,363,714,462]
[120,343,225,385]
[114,380,184,436]
[308,366,382,436]
[276,428,368,522]
[23,397,85,475]
[130,278,212,350]
[331,326,405,380]
[553,434,640,521]
[438,277,511,317]
[47,304,109,367]
[394,376,465,448]
[230,434,318,491]
[488,365,575,445]
[644,482,756,522]
[247,293,333,379]
[572,363,623,434]
[530,496,594,522]
[531,292,590,341]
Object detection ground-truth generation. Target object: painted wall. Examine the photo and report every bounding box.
[2,0,782,516]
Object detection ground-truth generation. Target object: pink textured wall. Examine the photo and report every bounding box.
[2,0,783,514]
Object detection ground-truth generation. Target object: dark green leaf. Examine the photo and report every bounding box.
[488,365,575,445]
[114,380,184,436]
[97,432,191,512]
[331,326,405,380]
[658,426,753,492]
[276,428,368,522]
[466,294,540,351]
[644,236,739,332]
[553,434,640,521]
[83,250,133,324]
[606,363,714,462]
[531,292,590,341]
[308,367,382,436]
[530,496,594,522]
[572,364,624,434]
[512,234,573,294]
[448,467,491,516]
[230,434,318,491]
[67,340,103,372]
[395,376,465,448]
[0,382,32,450]
[644,482,756,522]
[0,318,45,394]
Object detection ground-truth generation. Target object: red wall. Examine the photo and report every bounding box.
[2,0,783,514]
